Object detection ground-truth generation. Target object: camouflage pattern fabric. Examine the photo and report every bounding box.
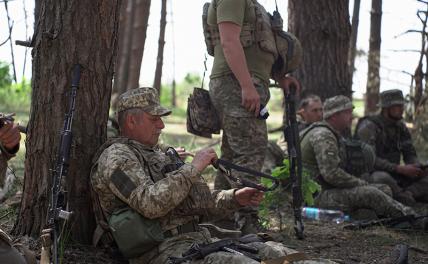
[209,74,268,232]
[355,115,428,201]
[116,87,171,116]
[132,228,337,264]
[300,121,415,217]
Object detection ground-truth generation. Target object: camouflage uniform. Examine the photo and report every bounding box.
[300,96,414,217]
[91,87,333,264]
[0,125,19,200]
[355,89,428,202]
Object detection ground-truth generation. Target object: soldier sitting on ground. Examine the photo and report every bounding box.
[355,89,428,205]
[0,114,35,264]
[300,95,426,227]
[90,87,338,264]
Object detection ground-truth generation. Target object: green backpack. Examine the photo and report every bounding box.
[108,207,165,259]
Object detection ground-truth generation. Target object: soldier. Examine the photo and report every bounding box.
[90,87,337,264]
[0,115,21,200]
[206,0,302,233]
[0,117,34,264]
[300,95,422,221]
[355,89,428,204]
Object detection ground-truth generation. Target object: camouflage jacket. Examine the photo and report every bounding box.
[300,121,367,189]
[90,137,240,232]
[355,115,418,173]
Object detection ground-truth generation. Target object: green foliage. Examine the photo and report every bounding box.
[0,61,12,88]
[0,78,31,110]
[258,159,321,227]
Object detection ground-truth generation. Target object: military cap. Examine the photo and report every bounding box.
[117,87,171,116]
[323,95,354,119]
[378,89,405,108]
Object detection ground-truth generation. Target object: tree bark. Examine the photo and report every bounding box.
[288,0,352,101]
[127,0,152,90]
[348,0,361,84]
[113,0,136,109]
[365,0,382,115]
[112,0,129,110]
[14,0,121,244]
[153,0,167,94]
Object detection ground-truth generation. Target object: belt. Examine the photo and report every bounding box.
[164,221,200,238]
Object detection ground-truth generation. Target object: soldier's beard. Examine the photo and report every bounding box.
[387,112,403,121]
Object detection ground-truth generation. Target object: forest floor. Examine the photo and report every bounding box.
[1,111,428,263]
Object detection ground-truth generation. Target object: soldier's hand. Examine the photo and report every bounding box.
[0,121,21,150]
[234,187,264,206]
[241,83,260,117]
[191,147,217,173]
[396,164,423,178]
[175,147,194,161]
[277,75,300,95]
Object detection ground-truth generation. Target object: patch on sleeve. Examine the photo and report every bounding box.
[111,169,137,199]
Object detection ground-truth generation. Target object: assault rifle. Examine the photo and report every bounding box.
[168,234,262,264]
[343,214,428,230]
[283,84,304,239]
[41,64,81,264]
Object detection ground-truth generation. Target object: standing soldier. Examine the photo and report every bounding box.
[205,0,302,234]
[355,89,428,204]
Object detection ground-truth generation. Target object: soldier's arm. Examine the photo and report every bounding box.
[357,119,398,173]
[311,128,367,188]
[96,144,201,219]
[0,122,21,160]
[400,123,419,164]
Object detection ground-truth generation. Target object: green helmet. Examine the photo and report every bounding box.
[271,31,303,77]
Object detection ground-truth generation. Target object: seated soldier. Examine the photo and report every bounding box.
[90,87,338,264]
[355,89,428,204]
[277,94,323,152]
[0,114,21,199]
[300,95,424,223]
[0,115,34,264]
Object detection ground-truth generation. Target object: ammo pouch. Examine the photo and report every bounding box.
[108,207,164,258]
[187,87,221,138]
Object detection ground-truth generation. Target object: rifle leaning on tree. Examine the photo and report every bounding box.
[283,84,304,239]
[40,64,81,264]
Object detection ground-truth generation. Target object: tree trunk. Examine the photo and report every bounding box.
[288,0,352,100]
[113,0,136,109]
[127,0,152,90]
[348,0,361,84]
[153,0,167,94]
[112,0,129,110]
[14,0,121,244]
[365,0,382,115]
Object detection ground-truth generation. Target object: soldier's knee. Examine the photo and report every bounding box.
[371,171,396,185]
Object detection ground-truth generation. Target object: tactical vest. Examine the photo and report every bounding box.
[203,0,278,58]
[92,137,214,218]
[354,115,403,164]
[300,123,374,180]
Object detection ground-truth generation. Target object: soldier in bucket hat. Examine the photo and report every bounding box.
[91,87,339,263]
[300,95,419,221]
[355,89,428,204]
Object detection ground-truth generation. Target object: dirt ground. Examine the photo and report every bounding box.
[1,197,427,264]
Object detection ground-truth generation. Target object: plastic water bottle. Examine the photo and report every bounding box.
[301,207,350,224]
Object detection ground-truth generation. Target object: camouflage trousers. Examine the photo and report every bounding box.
[209,75,269,233]
[315,184,415,218]
[365,171,428,203]
[132,228,337,264]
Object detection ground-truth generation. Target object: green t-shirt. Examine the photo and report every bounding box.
[207,0,275,83]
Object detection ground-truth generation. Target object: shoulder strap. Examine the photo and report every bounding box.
[300,122,339,143]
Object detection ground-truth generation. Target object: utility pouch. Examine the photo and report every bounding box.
[186,87,221,138]
[108,207,164,259]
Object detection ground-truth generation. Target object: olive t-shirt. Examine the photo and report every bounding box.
[207,0,275,83]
